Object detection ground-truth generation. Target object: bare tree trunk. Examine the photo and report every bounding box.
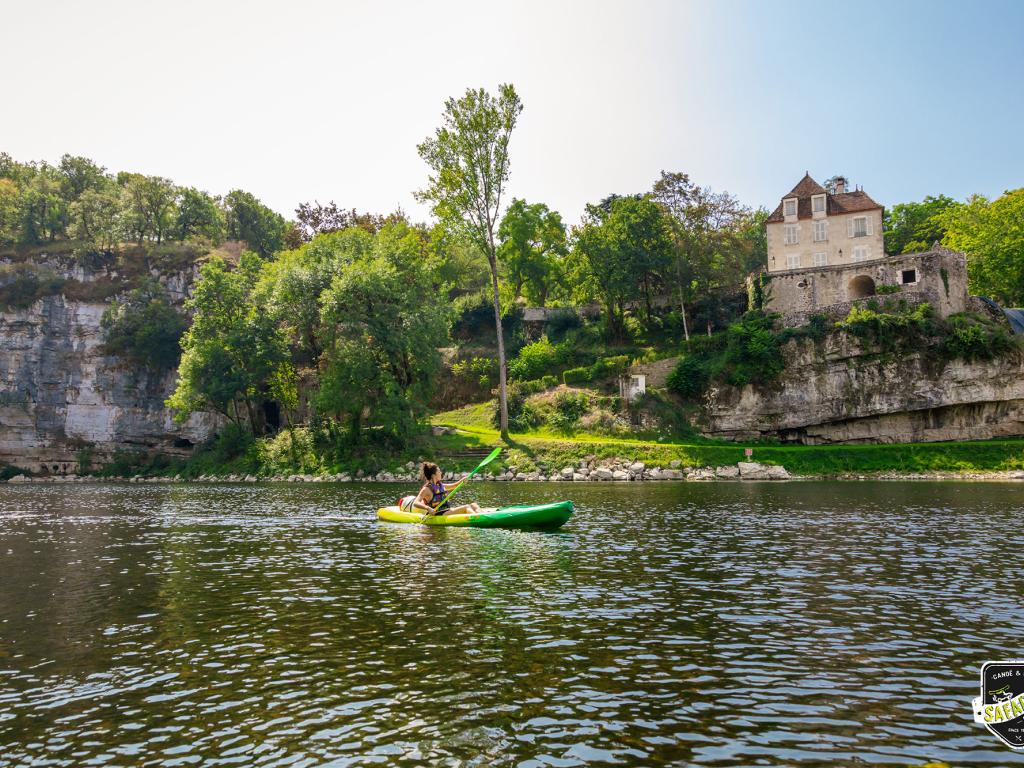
[488,253,509,441]
[676,259,690,342]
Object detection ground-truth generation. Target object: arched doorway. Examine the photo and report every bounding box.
[848,275,876,299]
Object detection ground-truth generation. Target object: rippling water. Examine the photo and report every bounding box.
[1,481,1023,766]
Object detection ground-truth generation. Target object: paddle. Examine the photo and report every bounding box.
[419,446,502,521]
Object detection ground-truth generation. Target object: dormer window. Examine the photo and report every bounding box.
[784,198,797,217]
[812,194,825,213]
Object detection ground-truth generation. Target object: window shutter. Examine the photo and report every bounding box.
[866,217,873,235]
[847,218,854,237]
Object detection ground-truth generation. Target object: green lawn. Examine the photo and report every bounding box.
[431,405,1024,476]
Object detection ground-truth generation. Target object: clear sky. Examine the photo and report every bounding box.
[3,0,1022,225]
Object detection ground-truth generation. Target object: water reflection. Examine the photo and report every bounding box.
[1,481,1023,765]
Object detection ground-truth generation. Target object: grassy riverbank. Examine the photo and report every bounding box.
[9,410,1024,482]
[430,404,1024,477]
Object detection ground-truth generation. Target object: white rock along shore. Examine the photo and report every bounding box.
[6,459,1024,484]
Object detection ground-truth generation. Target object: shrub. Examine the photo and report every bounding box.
[451,356,497,388]
[837,301,934,352]
[551,392,589,432]
[942,313,1014,361]
[563,366,591,385]
[494,382,544,432]
[590,355,630,380]
[101,281,188,369]
[545,308,582,340]
[720,312,785,387]
[508,335,562,381]
[667,356,711,399]
[0,263,65,310]
[259,426,321,474]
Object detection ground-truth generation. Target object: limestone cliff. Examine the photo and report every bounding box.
[0,253,216,471]
[700,333,1024,444]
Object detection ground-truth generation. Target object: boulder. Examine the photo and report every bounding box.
[560,466,575,478]
[661,469,684,480]
[629,461,646,473]
[767,465,791,480]
[612,469,630,481]
[714,465,740,479]
[593,467,614,481]
[738,461,770,480]
[572,472,588,481]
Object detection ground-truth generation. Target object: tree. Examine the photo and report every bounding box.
[416,84,522,440]
[0,179,19,245]
[19,165,68,243]
[573,195,674,339]
[176,187,225,243]
[256,227,375,362]
[70,187,121,252]
[940,189,1024,306]
[883,195,959,255]
[294,201,394,240]
[167,254,293,433]
[317,222,450,445]
[652,171,751,337]
[101,280,188,369]
[497,198,567,306]
[120,174,177,244]
[58,155,107,200]
[224,189,288,257]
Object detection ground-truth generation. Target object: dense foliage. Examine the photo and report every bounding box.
[0,152,288,258]
[101,281,188,369]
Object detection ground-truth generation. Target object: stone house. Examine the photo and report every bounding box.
[760,173,976,327]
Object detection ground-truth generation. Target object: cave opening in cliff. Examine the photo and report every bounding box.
[263,400,281,432]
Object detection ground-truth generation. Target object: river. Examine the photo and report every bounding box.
[1,481,1022,766]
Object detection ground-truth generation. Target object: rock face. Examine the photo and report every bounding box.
[701,333,1024,444]
[0,257,217,471]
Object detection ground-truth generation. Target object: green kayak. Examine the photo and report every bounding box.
[377,499,573,531]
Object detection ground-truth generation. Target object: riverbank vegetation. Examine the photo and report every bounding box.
[3,84,1024,478]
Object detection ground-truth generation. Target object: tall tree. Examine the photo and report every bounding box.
[940,189,1024,306]
[883,195,959,255]
[166,253,293,433]
[652,171,751,338]
[120,174,177,244]
[497,198,567,306]
[70,187,121,252]
[224,189,288,257]
[317,222,449,445]
[58,155,107,200]
[573,195,674,339]
[416,84,522,440]
[176,187,225,243]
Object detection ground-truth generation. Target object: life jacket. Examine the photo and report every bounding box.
[429,481,449,510]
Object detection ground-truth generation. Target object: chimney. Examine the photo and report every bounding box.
[834,176,847,194]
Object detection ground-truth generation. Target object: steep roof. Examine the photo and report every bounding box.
[786,172,826,199]
[766,173,883,223]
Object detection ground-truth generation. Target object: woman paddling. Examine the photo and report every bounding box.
[410,461,482,516]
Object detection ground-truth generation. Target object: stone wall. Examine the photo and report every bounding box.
[0,254,217,471]
[699,333,1024,444]
[763,246,970,327]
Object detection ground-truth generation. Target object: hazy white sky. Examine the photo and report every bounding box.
[3,0,1022,225]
